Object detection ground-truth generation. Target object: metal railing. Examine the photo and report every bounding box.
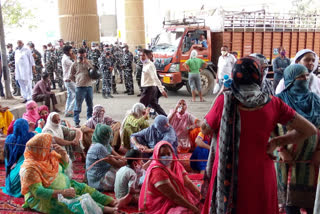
[181,9,320,32]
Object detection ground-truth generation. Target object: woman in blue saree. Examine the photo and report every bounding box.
[1,119,35,197]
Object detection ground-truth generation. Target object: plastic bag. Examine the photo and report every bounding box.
[213,83,220,94]
[58,193,103,214]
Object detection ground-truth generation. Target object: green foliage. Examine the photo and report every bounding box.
[2,0,36,29]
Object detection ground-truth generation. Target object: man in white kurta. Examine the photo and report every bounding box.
[15,40,35,102]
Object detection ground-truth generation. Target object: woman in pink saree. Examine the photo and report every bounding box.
[139,141,201,214]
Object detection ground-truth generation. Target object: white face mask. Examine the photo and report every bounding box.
[221,51,227,56]
[141,59,149,64]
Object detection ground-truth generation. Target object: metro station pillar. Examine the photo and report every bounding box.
[124,0,146,50]
[57,0,100,47]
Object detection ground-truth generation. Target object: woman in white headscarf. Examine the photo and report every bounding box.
[183,50,208,102]
[120,103,150,151]
[275,49,320,95]
[42,112,81,161]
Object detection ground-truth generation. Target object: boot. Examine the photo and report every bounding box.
[52,82,56,90]
[107,94,114,98]
[102,93,109,99]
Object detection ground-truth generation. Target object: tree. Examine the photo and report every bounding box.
[2,0,36,29]
[291,0,320,15]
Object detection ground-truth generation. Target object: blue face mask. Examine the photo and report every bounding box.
[159,155,172,166]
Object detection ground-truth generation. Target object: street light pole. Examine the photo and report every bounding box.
[0,2,12,99]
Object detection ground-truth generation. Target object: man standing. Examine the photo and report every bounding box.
[15,40,35,103]
[7,43,19,96]
[113,44,124,84]
[28,42,43,84]
[272,47,290,90]
[69,48,94,127]
[99,50,114,99]
[122,45,134,95]
[134,46,143,96]
[32,72,60,112]
[88,42,101,92]
[56,39,65,91]
[45,43,58,90]
[217,46,236,88]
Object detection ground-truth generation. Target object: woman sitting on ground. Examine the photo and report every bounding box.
[22,100,40,131]
[0,104,14,136]
[42,112,81,161]
[275,64,320,214]
[38,105,49,123]
[82,105,121,153]
[1,119,34,197]
[20,133,118,214]
[120,103,150,152]
[86,124,126,191]
[139,141,201,213]
[131,115,178,155]
[168,99,200,153]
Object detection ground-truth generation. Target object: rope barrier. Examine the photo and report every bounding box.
[2,142,314,175]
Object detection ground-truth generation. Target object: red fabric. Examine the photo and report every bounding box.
[139,141,199,214]
[7,120,15,135]
[202,94,296,214]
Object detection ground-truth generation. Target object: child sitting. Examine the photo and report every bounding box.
[190,121,212,174]
[114,149,144,208]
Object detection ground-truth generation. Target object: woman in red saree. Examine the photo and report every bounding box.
[139,141,201,214]
[202,57,317,214]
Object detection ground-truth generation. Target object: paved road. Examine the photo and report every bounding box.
[62,83,215,126]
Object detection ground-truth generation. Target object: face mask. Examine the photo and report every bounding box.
[221,51,227,56]
[280,51,286,57]
[159,155,172,166]
[141,59,149,64]
[293,79,309,90]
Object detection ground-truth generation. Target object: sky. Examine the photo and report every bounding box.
[2,0,306,48]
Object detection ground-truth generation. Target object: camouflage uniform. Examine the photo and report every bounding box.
[7,49,18,94]
[112,46,124,83]
[45,49,58,89]
[134,51,143,93]
[56,47,64,89]
[122,50,134,94]
[88,48,101,92]
[99,53,115,97]
[31,48,43,84]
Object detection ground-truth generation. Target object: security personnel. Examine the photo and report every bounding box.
[112,44,124,84]
[134,46,143,96]
[88,42,101,92]
[7,43,19,95]
[99,50,114,99]
[56,39,65,91]
[45,43,58,89]
[27,42,43,84]
[122,45,134,95]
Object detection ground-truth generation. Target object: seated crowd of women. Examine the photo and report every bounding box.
[1,48,320,214]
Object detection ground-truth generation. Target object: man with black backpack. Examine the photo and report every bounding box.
[69,48,94,127]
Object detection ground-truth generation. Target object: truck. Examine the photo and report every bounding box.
[151,10,320,95]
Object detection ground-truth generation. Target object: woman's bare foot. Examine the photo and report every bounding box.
[103,206,118,214]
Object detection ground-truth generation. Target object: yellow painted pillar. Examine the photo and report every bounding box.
[57,0,100,47]
[124,0,145,51]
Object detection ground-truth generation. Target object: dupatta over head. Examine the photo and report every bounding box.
[20,133,61,195]
[139,141,197,213]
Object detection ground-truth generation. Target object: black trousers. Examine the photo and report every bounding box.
[140,86,167,116]
[33,93,57,110]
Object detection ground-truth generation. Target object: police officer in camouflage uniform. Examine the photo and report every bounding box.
[45,43,58,89]
[122,45,134,95]
[112,44,124,84]
[70,41,77,55]
[56,39,65,91]
[27,42,43,85]
[7,43,20,96]
[99,49,114,99]
[134,46,143,96]
[88,42,101,92]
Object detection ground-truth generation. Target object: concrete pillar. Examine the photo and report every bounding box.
[57,0,100,47]
[124,0,146,51]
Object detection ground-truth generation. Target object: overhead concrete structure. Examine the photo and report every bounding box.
[124,0,146,50]
[57,0,100,47]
